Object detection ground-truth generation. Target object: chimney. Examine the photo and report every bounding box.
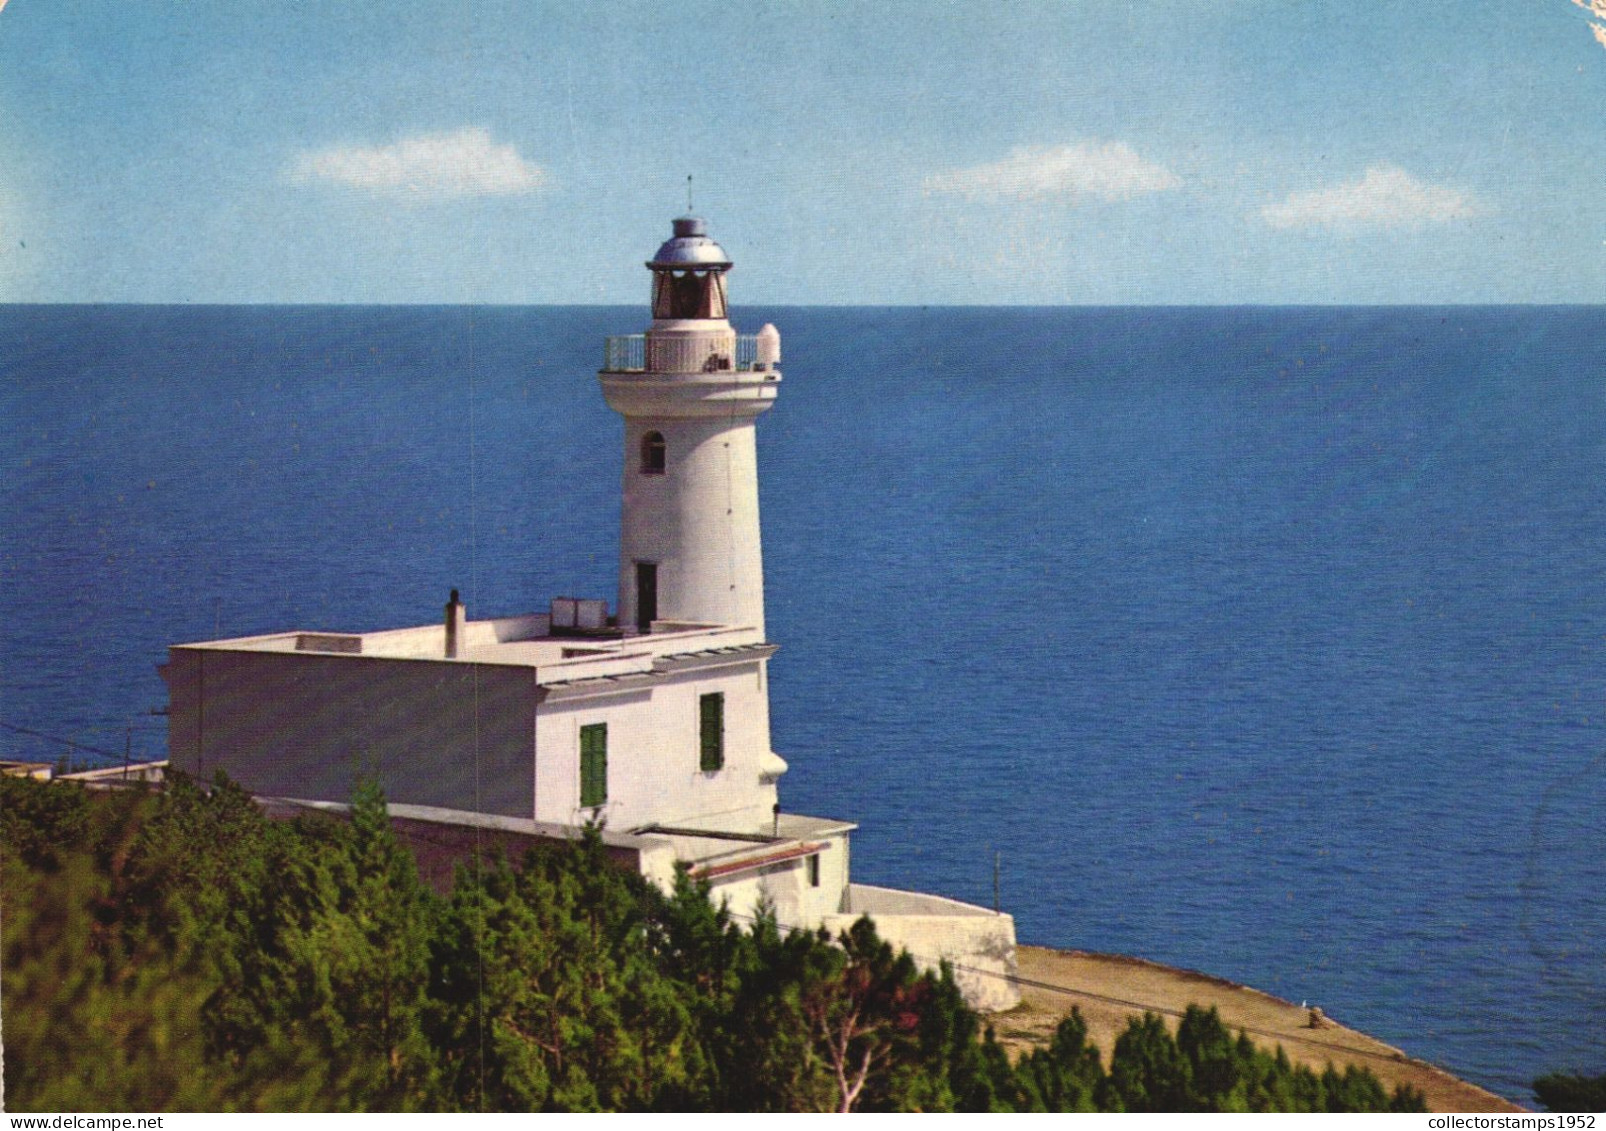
[445,588,466,658]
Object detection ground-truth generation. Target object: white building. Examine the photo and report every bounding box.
[160,216,1018,1010]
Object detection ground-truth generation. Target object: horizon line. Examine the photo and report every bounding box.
[2,300,1604,310]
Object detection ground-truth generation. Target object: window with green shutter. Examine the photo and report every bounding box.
[699,692,724,772]
[580,723,607,808]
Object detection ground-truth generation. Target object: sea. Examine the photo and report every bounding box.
[2,304,1602,1105]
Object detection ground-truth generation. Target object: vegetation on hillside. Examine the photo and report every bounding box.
[1,773,1425,1113]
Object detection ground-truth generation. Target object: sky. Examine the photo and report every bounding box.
[1,1,1604,305]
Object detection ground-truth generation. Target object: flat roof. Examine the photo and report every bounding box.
[270,797,856,875]
[269,797,674,853]
[632,812,859,876]
[171,611,771,686]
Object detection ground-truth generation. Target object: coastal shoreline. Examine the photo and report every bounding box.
[995,946,1525,1114]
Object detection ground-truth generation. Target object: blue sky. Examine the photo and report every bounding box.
[1,1,1604,304]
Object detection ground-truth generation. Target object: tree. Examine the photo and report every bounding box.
[1176,1005,1249,1110]
[179,779,439,1109]
[712,908,838,1112]
[1534,1072,1606,1113]
[1105,1012,1194,1111]
[0,773,1432,1114]
[709,910,974,1112]
[0,773,93,870]
[1,844,226,1109]
[0,777,228,1110]
[427,828,706,1111]
[1013,1009,1104,1112]
[798,917,934,1112]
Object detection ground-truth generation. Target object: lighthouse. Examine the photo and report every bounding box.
[161,211,1019,1011]
[600,215,781,637]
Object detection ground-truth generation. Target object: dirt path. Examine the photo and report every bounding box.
[991,946,1524,1113]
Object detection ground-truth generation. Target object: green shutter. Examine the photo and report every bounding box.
[580,723,607,808]
[699,692,724,772]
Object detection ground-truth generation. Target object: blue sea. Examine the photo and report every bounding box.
[2,304,1602,1105]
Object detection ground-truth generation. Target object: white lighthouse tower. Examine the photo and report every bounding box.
[600,215,781,637]
[162,211,1019,1011]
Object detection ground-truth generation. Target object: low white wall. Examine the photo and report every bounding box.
[844,885,997,918]
[823,884,1021,1013]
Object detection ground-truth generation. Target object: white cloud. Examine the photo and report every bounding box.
[1260,165,1482,231]
[1569,0,1606,51]
[923,142,1182,202]
[287,128,545,199]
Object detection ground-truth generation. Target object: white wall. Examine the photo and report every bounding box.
[618,414,767,636]
[534,657,778,831]
[700,832,851,928]
[161,648,537,816]
[824,884,1021,1013]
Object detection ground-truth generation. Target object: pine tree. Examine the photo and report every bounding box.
[1014,1009,1102,1112]
[1534,1072,1606,1113]
[1105,1012,1193,1111]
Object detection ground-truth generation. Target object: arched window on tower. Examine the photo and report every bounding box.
[641,430,667,475]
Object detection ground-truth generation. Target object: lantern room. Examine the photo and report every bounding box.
[648,215,732,322]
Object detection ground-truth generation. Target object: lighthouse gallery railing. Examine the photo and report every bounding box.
[603,334,766,373]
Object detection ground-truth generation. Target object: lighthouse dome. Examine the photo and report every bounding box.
[647,215,732,270]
